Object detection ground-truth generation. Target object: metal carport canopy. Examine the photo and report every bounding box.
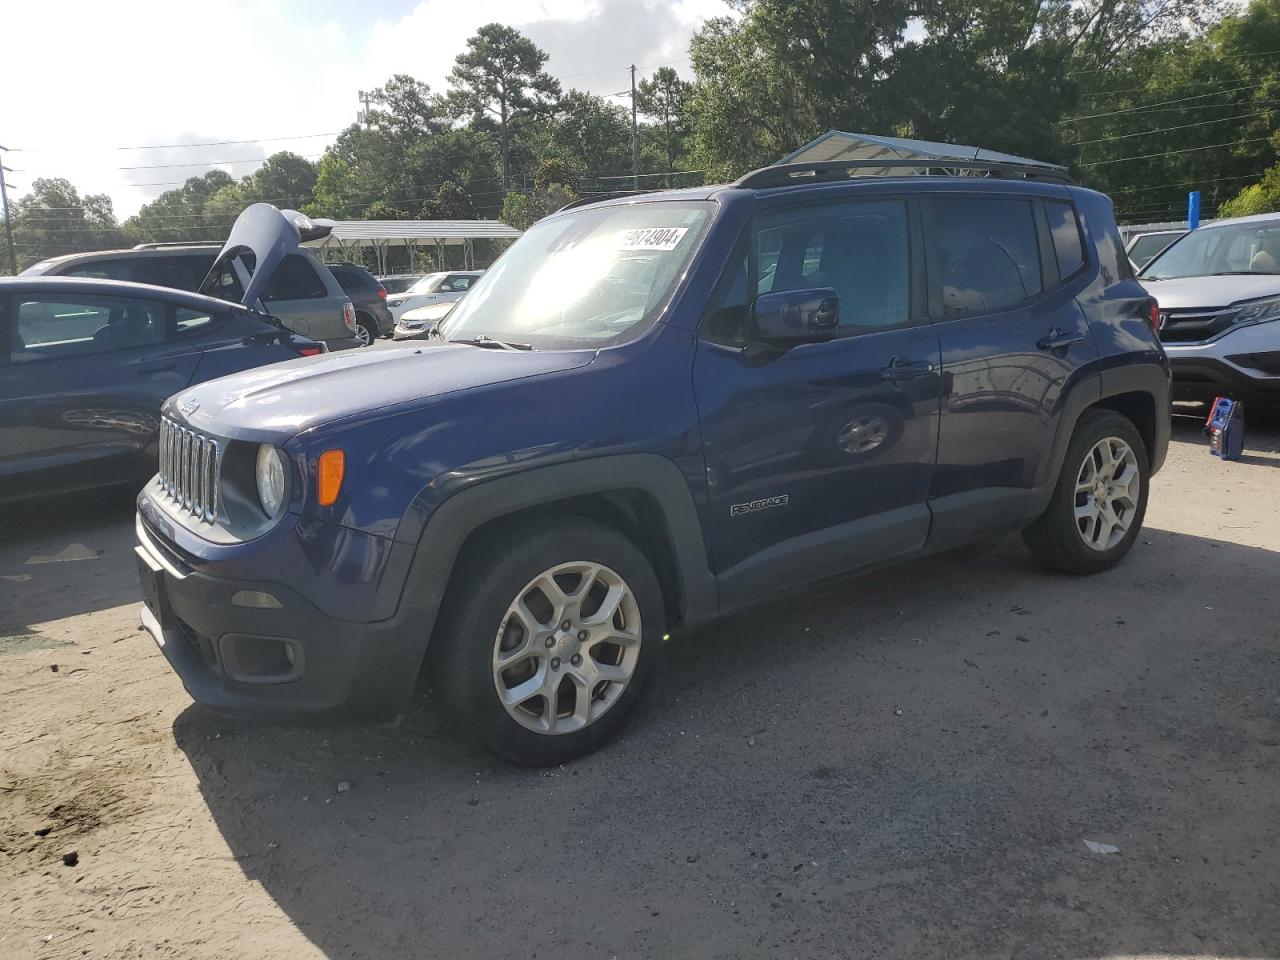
[780,130,1067,174]
[302,219,523,273]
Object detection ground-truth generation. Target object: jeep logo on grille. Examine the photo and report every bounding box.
[180,398,200,415]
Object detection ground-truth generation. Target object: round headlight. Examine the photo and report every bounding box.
[255,444,287,518]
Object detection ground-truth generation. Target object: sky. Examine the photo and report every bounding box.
[3,0,731,218]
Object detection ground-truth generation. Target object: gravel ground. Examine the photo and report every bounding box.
[1,415,1278,960]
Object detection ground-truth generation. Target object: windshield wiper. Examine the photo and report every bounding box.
[451,335,534,351]
[1209,270,1277,276]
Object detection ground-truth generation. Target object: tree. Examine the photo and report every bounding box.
[532,89,633,190]
[499,182,577,231]
[1218,157,1280,217]
[124,169,235,245]
[637,67,691,172]
[447,24,561,189]
[420,181,477,220]
[8,178,123,270]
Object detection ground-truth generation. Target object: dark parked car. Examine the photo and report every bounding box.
[327,263,393,345]
[0,276,323,503]
[22,210,361,351]
[136,160,1169,766]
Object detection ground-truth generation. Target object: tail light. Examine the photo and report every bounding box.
[1147,299,1161,334]
[296,345,324,357]
[343,301,357,332]
[377,286,387,300]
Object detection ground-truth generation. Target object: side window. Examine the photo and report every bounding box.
[132,255,213,293]
[449,276,474,291]
[10,295,170,362]
[933,197,1043,317]
[261,255,327,301]
[1045,201,1086,279]
[756,199,911,329]
[61,259,133,281]
[701,249,750,343]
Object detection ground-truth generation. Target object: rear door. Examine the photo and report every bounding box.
[924,193,1099,544]
[0,290,202,497]
[693,196,942,607]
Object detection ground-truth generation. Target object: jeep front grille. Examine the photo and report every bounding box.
[157,416,220,523]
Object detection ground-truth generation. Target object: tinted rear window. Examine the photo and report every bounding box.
[241,253,328,300]
[933,197,1043,317]
[1045,201,1086,278]
[131,254,217,292]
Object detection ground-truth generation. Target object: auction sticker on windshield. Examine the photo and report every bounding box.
[618,227,689,251]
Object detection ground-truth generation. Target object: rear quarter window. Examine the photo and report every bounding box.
[260,255,328,301]
[1045,201,1086,279]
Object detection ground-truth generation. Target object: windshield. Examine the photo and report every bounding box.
[1142,220,1280,279]
[407,273,446,294]
[441,201,713,348]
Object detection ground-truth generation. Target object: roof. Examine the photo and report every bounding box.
[302,219,523,248]
[779,130,1067,174]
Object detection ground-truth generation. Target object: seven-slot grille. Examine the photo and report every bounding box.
[157,416,220,523]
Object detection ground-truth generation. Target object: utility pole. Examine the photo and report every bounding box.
[0,145,17,276]
[630,65,639,190]
[357,90,374,128]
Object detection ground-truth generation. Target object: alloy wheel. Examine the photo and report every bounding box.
[1074,436,1141,551]
[491,562,642,735]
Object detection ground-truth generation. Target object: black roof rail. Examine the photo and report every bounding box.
[734,158,1075,190]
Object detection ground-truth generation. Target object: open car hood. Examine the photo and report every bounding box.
[199,204,334,307]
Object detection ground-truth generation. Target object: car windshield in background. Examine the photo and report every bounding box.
[407,273,446,294]
[441,201,713,348]
[1142,220,1280,279]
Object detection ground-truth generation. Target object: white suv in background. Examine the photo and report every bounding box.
[385,271,482,322]
[1140,212,1280,410]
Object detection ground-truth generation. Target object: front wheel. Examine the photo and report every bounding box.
[434,518,665,766]
[1023,410,1150,574]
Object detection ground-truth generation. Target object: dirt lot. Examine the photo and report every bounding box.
[1,416,1278,960]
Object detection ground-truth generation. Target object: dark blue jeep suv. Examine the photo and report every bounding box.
[135,160,1170,765]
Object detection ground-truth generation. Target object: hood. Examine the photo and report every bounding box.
[199,203,334,307]
[169,343,595,440]
[1140,274,1280,311]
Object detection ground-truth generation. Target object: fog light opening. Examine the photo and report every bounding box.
[231,590,282,609]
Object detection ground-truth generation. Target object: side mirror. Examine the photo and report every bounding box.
[752,288,840,343]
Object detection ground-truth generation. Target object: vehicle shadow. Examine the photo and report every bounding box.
[173,527,1280,959]
[0,486,140,637]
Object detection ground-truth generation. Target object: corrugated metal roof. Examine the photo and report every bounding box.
[303,219,523,247]
[780,131,1066,173]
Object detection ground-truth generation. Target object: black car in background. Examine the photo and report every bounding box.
[0,209,333,504]
[327,263,393,344]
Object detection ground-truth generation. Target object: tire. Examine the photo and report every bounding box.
[354,315,376,346]
[434,517,666,766]
[1022,409,1150,575]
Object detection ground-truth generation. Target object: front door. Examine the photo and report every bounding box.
[0,290,199,499]
[693,197,942,608]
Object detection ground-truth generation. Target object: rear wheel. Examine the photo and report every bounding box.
[435,518,665,766]
[1023,410,1149,574]
[354,315,376,346]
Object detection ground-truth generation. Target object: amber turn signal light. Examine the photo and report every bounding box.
[317,449,345,506]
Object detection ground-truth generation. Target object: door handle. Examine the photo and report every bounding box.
[138,363,178,375]
[879,357,936,381]
[1037,329,1085,351]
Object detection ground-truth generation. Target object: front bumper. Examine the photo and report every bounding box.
[135,513,435,724]
[1164,324,1280,400]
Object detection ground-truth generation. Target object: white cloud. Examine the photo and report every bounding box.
[4,0,726,218]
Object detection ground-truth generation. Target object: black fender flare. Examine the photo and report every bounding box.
[393,453,719,656]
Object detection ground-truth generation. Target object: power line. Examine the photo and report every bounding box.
[1058,80,1271,123]
[1105,173,1261,196]
[1077,137,1273,167]
[116,152,325,171]
[1070,109,1277,146]
[1066,46,1280,76]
